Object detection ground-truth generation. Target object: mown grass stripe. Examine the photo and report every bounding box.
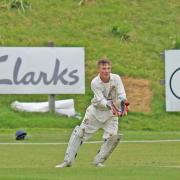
[0,139,180,145]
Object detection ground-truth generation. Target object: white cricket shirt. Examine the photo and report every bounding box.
[91,73,126,110]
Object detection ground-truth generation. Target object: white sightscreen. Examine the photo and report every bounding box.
[165,50,180,111]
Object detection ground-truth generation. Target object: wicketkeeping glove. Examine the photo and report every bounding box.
[111,99,130,117]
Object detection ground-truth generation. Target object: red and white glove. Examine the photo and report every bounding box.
[111,99,130,117]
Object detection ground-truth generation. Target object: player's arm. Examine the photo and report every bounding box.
[113,75,129,116]
[91,81,110,109]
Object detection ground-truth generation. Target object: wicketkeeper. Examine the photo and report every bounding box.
[56,58,129,168]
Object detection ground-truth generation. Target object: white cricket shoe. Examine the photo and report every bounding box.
[96,163,105,167]
[55,161,71,168]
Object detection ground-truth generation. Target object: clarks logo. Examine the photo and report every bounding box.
[0,55,79,86]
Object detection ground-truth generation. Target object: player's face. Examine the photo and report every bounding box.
[98,63,111,82]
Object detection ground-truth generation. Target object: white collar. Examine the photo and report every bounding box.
[97,73,113,83]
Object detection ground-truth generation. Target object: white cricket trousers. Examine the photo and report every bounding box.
[80,105,119,141]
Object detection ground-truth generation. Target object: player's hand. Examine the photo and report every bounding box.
[124,100,130,115]
[111,106,123,116]
[112,99,130,117]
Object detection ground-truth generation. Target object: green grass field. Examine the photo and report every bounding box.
[0,129,180,180]
[0,0,180,130]
[0,1,180,179]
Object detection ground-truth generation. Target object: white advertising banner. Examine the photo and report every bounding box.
[165,50,180,111]
[0,47,85,94]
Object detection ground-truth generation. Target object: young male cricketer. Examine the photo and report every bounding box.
[56,58,129,168]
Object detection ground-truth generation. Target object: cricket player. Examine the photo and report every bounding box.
[56,58,129,168]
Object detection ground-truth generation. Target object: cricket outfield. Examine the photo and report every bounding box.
[0,129,180,180]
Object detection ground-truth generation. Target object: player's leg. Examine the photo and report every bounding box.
[55,125,85,168]
[80,112,102,141]
[93,118,122,167]
[56,106,100,168]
